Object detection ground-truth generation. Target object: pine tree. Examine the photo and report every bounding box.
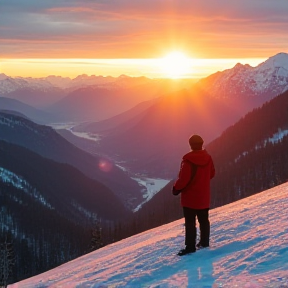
[0,234,15,288]
[90,218,104,252]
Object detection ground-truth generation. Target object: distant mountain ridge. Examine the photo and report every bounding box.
[0,73,155,115]
[0,73,196,122]
[0,73,136,94]
[0,73,194,93]
[72,99,157,134]
[0,97,54,123]
[44,78,197,122]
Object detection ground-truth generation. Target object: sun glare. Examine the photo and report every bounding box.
[158,51,192,78]
[1,57,266,79]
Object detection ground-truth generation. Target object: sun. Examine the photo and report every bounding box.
[158,51,192,78]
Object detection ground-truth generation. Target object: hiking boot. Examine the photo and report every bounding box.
[177,246,196,256]
[196,242,209,249]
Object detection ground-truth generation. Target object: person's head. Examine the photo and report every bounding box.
[189,134,204,151]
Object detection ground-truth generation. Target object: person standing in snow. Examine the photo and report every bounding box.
[172,134,215,256]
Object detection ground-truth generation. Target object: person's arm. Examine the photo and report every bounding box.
[172,160,192,195]
[210,159,215,179]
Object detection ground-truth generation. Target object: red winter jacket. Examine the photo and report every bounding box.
[173,149,215,209]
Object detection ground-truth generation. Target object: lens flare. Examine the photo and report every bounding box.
[98,159,113,172]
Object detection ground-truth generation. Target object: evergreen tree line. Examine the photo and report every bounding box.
[0,182,91,285]
[0,233,15,288]
[210,135,288,207]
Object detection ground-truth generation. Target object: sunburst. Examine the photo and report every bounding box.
[159,51,192,78]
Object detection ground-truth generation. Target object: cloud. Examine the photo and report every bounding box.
[0,0,288,58]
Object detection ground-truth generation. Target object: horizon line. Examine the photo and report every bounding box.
[1,57,267,79]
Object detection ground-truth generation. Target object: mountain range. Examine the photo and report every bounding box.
[1,53,287,126]
[0,74,196,122]
[71,52,288,178]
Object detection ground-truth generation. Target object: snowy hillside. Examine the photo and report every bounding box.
[11,182,288,288]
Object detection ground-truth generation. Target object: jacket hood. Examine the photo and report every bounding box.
[183,150,212,166]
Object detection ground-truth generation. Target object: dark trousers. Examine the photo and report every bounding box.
[183,207,210,248]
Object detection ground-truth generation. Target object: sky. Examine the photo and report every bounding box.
[1,0,288,78]
[10,181,288,288]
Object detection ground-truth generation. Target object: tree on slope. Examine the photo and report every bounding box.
[90,217,104,251]
[0,233,15,288]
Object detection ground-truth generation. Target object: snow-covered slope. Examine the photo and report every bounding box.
[11,182,288,288]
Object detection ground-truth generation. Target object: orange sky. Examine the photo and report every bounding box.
[0,0,287,78]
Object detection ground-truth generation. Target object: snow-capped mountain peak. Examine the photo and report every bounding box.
[255,52,288,82]
[252,52,288,93]
[199,52,288,103]
[257,52,288,71]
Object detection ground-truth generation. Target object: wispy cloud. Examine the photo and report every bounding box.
[0,0,287,58]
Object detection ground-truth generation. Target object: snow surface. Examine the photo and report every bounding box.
[257,53,288,73]
[267,129,288,144]
[0,167,53,210]
[132,177,170,212]
[10,182,288,288]
[234,129,288,163]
